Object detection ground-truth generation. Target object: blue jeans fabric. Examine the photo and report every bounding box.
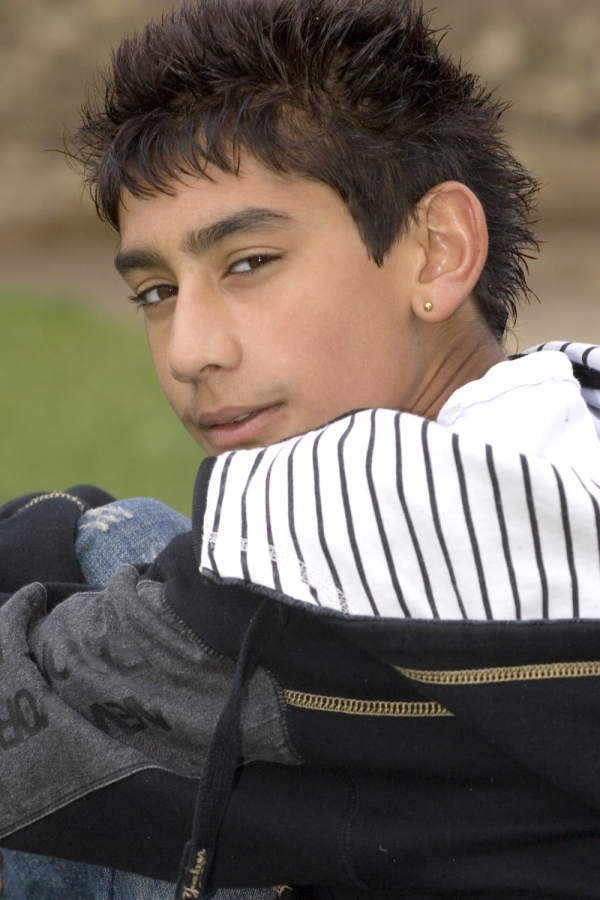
[1,851,271,899]
[75,498,192,586]
[1,851,174,899]
[3,499,273,900]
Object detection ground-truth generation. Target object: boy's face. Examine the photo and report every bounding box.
[117,156,429,455]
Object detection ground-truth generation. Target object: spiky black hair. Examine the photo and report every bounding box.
[69,0,540,337]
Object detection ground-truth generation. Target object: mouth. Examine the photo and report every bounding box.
[198,404,284,452]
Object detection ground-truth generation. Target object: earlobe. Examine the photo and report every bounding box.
[412,181,488,322]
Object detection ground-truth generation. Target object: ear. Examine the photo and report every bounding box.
[410,182,488,323]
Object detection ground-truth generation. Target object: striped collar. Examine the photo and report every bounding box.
[196,343,600,621]
[521,341,600,436]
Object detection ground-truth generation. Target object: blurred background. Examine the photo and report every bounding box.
[0,0,598,511]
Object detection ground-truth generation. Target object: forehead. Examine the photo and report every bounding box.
[117,156,353,249]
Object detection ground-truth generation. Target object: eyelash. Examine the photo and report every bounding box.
[227,253,279,275]
[128,285,177,308]
[128,254,280,308]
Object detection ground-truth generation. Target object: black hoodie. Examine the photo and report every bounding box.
[1,343,600,900]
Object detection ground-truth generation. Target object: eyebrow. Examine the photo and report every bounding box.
[114,207,294,277]
[183,208,293,255]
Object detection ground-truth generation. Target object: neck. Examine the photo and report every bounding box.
[409,309,507,421]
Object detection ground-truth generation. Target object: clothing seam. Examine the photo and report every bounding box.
[284,690,452,717]
[438,371,580,428]
[342,772,370,890]
[397,659,600,685]
[268,674,305,763]
[192,455,218,566]
[0,762,173,841]
[207,532,357,614]
[155,585,303,764]
[14,492,88,516]
[148,583,236,662]
[200,566,600,628]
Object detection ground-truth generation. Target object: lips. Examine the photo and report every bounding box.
[198,404,284,452]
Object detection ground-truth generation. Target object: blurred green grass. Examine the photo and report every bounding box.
[0,290,204,515]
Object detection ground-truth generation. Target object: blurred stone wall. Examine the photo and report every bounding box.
[430,0,600,227]
[0,0,598,237]
[0,0,175,237]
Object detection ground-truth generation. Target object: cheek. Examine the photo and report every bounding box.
[262,277,411,414]
[270,282,354,351]
[145,325,179,404]
[146,328,164,378]
[263,308,342,385]
[261,299,366,409]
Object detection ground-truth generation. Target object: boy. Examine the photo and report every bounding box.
[2,0,600,898]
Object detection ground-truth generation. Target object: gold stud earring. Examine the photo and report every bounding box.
[424,302,433,312]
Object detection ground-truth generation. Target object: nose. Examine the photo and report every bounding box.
[166,285,242,382]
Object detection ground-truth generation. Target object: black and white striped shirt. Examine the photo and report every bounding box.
[200,343,600,621]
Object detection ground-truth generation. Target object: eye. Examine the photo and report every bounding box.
[227,254,279,275]
[129,284,177,307]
